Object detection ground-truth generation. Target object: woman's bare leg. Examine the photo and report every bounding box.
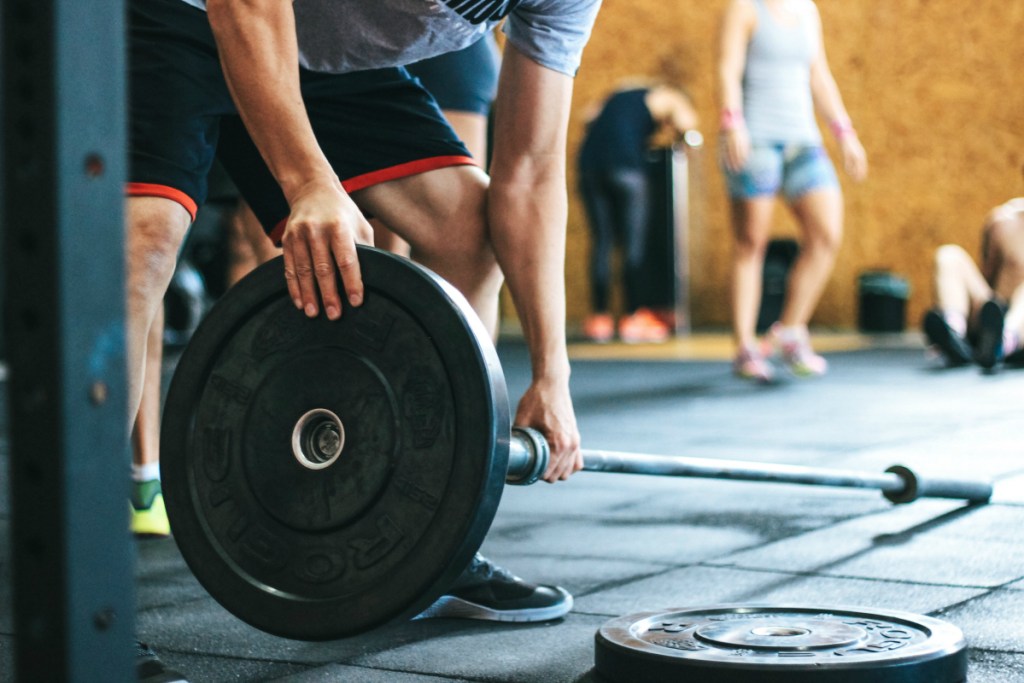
[729,196,776,350]
[781,187,843,328]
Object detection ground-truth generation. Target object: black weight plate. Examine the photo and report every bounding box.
[595,604,967,683]
[161,246,511,640]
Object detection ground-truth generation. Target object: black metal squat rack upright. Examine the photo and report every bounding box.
[2,1,136,680]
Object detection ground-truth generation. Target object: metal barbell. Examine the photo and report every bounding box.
[507,427,992,504]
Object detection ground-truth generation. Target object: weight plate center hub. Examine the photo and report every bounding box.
[292,408,346,470]
[695,618,865,651]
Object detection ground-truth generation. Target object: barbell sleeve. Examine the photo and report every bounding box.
[881,465,994,504]
[508,427,992,504]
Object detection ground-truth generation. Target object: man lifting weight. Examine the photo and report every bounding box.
[126,0,601,677]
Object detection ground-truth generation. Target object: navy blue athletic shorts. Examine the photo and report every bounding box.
[127,0,473,242]
[405,34,500,116]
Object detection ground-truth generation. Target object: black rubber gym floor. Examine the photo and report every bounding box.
[1,337,1022,681]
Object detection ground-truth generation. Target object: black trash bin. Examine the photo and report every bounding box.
[757,239,799,333]
[858,271,910,333]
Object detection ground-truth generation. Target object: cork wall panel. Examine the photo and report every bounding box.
[563,0,1024,329]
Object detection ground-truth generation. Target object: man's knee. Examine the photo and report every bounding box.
[127,198,192,300]
[409,177,495,272]
[424,213,501,292]
[360,166,492,262]
[433,212,492,265]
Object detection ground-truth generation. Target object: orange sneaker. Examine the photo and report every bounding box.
[618,308,671,344]
[583,313,615,343]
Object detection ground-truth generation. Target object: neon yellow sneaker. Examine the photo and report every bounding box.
[131,479,171,538]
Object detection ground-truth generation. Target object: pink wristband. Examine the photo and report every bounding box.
[830,118,855,139]
[720,109,744,131]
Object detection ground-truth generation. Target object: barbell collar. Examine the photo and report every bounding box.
[507,426,550,485]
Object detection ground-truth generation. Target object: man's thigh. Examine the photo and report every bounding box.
[128,0,234,217]
[352,165,489,254]
[218,67,475,243]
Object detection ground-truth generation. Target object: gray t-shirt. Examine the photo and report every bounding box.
[178,0,601,77]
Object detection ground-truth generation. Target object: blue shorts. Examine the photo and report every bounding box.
[128,0,473,242]
[405,34,500,116]
[723,144,839,201]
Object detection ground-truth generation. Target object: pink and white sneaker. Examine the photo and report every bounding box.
[765,324,828,377]
[733,345,775,383]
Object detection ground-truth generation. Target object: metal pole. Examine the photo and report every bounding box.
[670,142,692,336]
[2,0,134,680]
[507,427,993,504]
[580,448,904,493]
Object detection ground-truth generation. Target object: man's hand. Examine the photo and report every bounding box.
[514,377,582,483]
[206,1,370,320]
[280,178,374,320]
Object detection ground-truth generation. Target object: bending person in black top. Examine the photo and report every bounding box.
[578,82,698,344]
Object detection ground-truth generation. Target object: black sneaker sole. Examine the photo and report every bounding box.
[922,310,972,366]
[975,300,1005,370]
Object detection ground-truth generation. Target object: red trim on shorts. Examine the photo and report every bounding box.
[341,155,477,193]
[267,155,477,246]
[269,218,288,246]
[125,182,198,221]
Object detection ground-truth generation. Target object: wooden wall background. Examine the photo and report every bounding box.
[553,0,1024,330]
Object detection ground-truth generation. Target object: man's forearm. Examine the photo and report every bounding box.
[206,0,336,201]
[487,48,574,382]
[488,177,571,382]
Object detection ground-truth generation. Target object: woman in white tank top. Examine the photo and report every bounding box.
[718,0,868,383]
